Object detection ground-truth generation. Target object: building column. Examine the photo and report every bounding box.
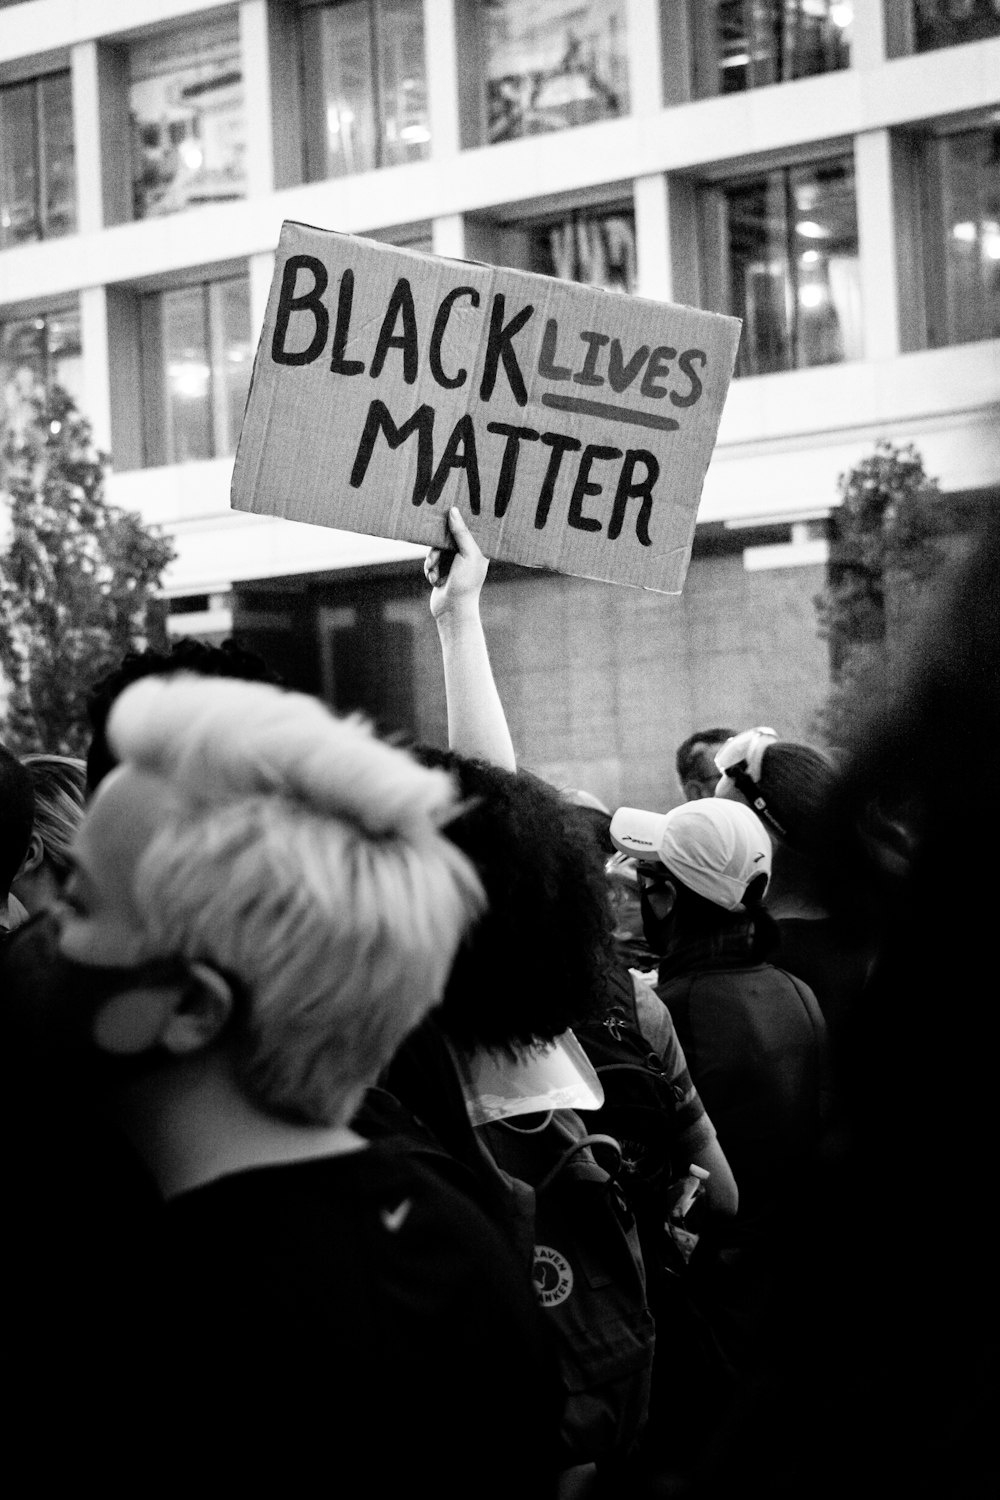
[849,0,891,68]
[79,285,112,453]
[71,39,130,232]
[633,174,671,301]
[432,214,466,259]
[70,42,105,236]
[854,128,902,361]
[240,0,276,196]
[425,0,461,159]
[626,0,664,115]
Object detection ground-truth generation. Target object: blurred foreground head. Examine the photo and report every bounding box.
[828,510,1000,932]
[59,676,484,1126]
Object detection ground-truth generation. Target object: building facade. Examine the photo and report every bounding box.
[1,0,998,807]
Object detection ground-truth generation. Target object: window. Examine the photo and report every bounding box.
[129,15,248,219]
[912,0,1000,51]
[300,0,429,180]
[140,276,252,467]
[701,157,862,377]
[692,1,852,97]
[483,0,628,144]
[525,205,636,293]
[923,125,1000,346]
[0,304,82,419]
[0,71,75,250]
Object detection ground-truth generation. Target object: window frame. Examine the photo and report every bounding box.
[0,64,76,250]
[138,270,252,469]
[914,113,1000,349]
[696,145,863,377]
[0,297,82,410]
[688,0,853,100]
[298,0,430,182]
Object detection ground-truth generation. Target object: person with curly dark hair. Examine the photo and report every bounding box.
[85,636,283,792]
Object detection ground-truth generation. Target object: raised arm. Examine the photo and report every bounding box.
[425,508,516,771]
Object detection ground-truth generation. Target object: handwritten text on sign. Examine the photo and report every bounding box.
[232,224,741,592]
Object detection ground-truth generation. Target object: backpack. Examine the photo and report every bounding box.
[574,965,696,1272]
[477,1107,656,1468]
[574,966,739,1447]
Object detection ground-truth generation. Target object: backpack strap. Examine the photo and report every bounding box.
[534,1132,624,1193]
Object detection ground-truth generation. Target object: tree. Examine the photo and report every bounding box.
[0,385,175,754]
[813,440,964,750]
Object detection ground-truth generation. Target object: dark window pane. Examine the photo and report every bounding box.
[698,1,852,98]
[527,207,637,293]
[301,0,428,179]
[303,0,378,178]
[720,157,860,376]
[162,285,212,463]
[142,276,251,467]
[38,71,76,238]
[913,0,1000,52]
[485,0,629,144]
[930,126,1000,345]
[0,80,40,248]
[45,304,83,402]
[0,303,81,421]
[129,16,247,219]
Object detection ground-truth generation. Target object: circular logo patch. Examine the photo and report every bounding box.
[533,1244,574,1307]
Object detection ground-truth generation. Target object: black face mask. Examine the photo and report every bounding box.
[0,910,190,1094]
[637,873,677,958]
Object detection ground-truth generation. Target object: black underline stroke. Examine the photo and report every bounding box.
[540,393,680,431]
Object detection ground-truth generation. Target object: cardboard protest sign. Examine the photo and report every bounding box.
[232,221,741,592]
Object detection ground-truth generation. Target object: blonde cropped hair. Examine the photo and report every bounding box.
[106,675,484,1125]
[21,754,86,883]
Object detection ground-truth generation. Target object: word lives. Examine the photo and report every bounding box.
[271,254,712,548]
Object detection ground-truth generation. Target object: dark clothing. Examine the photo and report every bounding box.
[654,918,828,1375]
[655,922,827,1231]
[161,1142,561,1495]
[772,914,873,1044]
[1,922,560,1494]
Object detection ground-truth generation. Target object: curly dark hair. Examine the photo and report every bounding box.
[414,749,617,1053]
[85,638,283,791]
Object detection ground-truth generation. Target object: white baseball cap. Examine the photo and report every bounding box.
[609,798,772,911]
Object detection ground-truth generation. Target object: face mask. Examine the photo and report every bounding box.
[637,873,677,957]
[0,911,190,1093]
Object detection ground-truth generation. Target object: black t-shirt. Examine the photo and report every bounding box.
[159,1140,561,1496]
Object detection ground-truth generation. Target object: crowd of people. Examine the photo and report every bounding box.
[0,504,996,1497]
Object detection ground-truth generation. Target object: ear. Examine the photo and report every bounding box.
[93,983,184,1056]
[92,966,235,1058]
[16,832,45,880]
[683,780,706,801]
[158,964,235,1056]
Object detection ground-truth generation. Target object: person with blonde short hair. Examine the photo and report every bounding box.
[54,674,560,1496]
[11,754,86,916]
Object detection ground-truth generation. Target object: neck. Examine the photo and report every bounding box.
[115,1054,366,1199]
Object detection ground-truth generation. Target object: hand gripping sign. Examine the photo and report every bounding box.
[231,222,741,593]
